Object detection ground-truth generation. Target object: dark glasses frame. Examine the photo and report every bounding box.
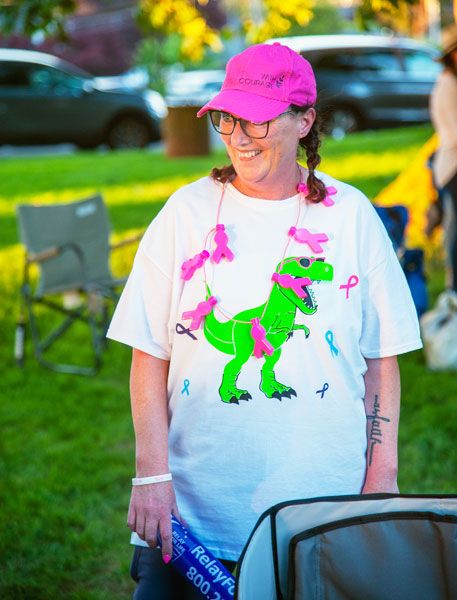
[208,110,293,139]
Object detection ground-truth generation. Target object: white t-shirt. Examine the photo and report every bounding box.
[107,172,422,561]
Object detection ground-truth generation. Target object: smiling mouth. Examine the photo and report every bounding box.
[237,150,261,159]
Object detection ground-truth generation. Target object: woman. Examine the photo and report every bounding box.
[429,23,457,291]
[107,43,422,599]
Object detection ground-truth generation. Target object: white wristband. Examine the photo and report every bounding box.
[132,473,172,486]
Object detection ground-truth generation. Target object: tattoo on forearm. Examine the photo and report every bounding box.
[367,394,390,466]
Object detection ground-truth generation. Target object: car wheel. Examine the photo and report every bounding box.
[107,116,151,149]
[326,107,361,140]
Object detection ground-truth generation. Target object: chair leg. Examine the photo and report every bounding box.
[14,318,26,367]
[88,309,104,372]
[25,296,102,376]
[15,289,29,367]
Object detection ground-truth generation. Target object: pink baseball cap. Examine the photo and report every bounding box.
[197,42,316,122]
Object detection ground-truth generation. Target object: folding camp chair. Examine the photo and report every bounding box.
[374,204,428,316]
[235,494,457,600]
[15,194,142,375]
[374,204,408,252]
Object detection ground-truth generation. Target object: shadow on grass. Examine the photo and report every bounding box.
[0,150,222,199]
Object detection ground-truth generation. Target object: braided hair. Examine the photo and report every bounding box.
[442,53,457,77]
[210,105,327,203]
[210,163,236,184]
[291,104,327,203]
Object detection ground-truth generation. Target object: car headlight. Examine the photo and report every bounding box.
[143,90,168,119]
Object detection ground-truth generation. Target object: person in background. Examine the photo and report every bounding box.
[107,42,422,599]
[429,23,457,291]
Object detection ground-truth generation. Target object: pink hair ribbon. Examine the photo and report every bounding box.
[322,186,337,207]
[297,182,337,207]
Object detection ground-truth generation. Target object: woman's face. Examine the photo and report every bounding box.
[221,108,315,198]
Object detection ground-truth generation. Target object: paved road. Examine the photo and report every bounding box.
[0,126,224,158]
[0,141,165,158]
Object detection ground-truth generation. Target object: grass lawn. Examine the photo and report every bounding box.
[1,125,456,599]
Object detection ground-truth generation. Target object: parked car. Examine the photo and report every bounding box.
[268,34,442,137]
[0,49,167,149]
[93,66,150,92]
[165,69,226,106]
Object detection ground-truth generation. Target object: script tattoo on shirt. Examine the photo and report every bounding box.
[367,394,391,467]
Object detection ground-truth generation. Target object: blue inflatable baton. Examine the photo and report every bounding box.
[159,515,236,599]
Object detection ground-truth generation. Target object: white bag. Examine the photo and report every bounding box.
[420,289,457,370]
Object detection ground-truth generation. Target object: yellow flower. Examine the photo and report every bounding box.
[141,0,223,61]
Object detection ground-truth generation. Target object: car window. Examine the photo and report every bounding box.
[313,49,404,78]
[312,53,358,72]
[0,62,30,87]
[354,50,403,75]
[0,61,86,93]
[401,50,442,80]
[202,81,223,93]
[27,65,85,94]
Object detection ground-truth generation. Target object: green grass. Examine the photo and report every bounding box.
[1,125,456,599]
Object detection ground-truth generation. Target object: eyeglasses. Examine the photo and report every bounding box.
[209,110,293,139]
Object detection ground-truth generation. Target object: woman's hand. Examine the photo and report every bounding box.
[127,481,182,561]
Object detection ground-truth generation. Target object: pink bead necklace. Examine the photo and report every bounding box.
[179,168,335,355]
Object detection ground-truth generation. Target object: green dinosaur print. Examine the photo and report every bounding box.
[204,256,334,404]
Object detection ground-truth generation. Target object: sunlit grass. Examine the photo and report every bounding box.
[322,148,421,182]
[0,177,196,214]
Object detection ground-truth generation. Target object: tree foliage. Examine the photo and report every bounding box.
[356,0,420,34]
[286,0,348,37]
[138,0,223,63]
[1,0,428,69]
[138,0,315,61]
[239,0,314,44]
[0,0,76,38]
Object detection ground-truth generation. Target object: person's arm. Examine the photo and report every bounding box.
[127,348,180,561]
[362,356,400,494]
[440,72,457,147]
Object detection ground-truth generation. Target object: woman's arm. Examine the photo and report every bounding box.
[362,356,400,494]
[127,348,180,561]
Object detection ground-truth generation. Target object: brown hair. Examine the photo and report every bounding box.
[210,163,236,184]
[210,105,327,203]
[442,53,457,76]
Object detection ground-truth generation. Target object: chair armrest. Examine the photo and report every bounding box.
[27,242,86,264]
[110,232,144,251]
[26,242,89,286]
[27,246,61,263]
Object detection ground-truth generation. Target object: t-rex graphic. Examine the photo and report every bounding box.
[204,256,334,404]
